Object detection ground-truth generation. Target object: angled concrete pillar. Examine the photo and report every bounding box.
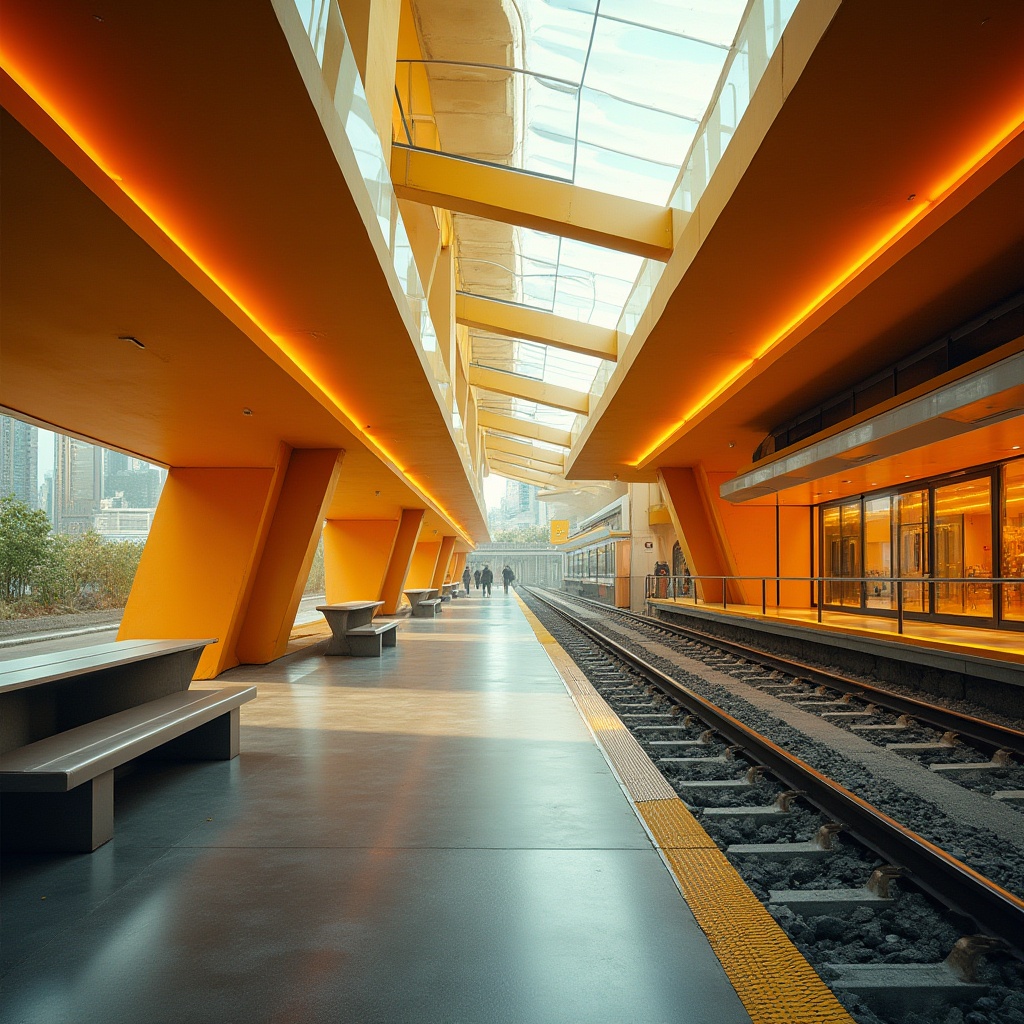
[658,466,746,606]
[236,449,344,664]
[380,508,424,613]
[119,464,282,678]
[451,551,467,581]
[408,539,442,588]
[322,519,400,605]
[430,535,457,590]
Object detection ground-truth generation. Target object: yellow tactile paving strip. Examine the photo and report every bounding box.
[515,593,854,1024]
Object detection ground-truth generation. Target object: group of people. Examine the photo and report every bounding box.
[460,564,515,596]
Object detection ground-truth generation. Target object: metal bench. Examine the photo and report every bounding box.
[317,601,391,656]
[345,620,400,656]
[0,638,255,853]
[412,598,443,618]
[404,588,443,618]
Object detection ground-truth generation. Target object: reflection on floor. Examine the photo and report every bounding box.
[653,598,1024,662]
[1,594,753,1024]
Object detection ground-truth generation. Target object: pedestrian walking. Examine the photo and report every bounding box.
[462,564,472,595]
[480,565,493,596]
[501,565,515,593]
[474,568,482,590]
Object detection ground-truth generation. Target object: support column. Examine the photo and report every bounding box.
[322,519,399,604]
[451,551,467,581]
[658,466,744,606]
[235,449,344,664]
[380,508,424,613]
[119,465,283,678]
[408,539,442,588]
[430,535,457,590]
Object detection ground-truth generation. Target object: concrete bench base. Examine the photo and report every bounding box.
[412,599,443,618]
[345,621,400,657]
[1,686,254,853]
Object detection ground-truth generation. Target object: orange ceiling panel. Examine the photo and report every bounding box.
[569,0,1024,484]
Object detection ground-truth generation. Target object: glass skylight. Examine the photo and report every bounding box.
[397,0,748,205]
[456,216,642,329]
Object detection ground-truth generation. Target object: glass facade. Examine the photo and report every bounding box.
[819,460,1022,628]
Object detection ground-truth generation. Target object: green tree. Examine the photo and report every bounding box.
[0,494,52,601]
[490,524,548,544]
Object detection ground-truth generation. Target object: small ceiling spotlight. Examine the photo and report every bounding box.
[840,479,852,484]
[727,441,736,448]
[119,335,145,349]
[374,490,381,497]
[242,408,253,416]
[907,193,916,201]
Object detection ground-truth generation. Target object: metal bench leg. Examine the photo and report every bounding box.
[382,627,398,648]
[149,708,240,760]
[1,771,114,853]
[347,635,383,657]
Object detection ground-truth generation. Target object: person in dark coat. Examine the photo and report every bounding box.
[473,568,482,590]
[501,565,515,593]
[462,565,472,595]
[480,565,493,596]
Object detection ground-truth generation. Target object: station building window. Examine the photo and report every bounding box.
[1003,460,1024,621]
[819,457,1021,630]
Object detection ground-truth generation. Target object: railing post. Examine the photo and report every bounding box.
[722,577,727,611]
[897,579,904,635]
[762,578,767,616]
[817,577,823,623]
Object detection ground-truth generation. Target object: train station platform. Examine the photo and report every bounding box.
[650,598,1024,688]
[0,591,849,1024]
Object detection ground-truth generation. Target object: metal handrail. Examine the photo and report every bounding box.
[644,574,1021,634]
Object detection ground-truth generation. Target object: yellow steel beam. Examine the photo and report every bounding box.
[470,365,590,415]
[488,459,561,488]
[477,410,572,448]
[457,294,618,361]
[391,146,674,261]
[488,450,567,477]
[484,433,565,470]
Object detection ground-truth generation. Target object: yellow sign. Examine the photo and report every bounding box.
[550,520,569,545]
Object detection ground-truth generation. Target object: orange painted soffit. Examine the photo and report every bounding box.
[0,60,476,543]
[629,108,1024,471]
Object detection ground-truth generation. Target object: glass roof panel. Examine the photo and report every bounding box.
[598,0,747,48]
[471,334,602,392]
[402,0,750,204]
[456,217,642,329]
[476,394,580,430]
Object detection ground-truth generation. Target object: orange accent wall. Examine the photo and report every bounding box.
[408,539,441,588]
[236,448,344,663]
[323,519,398,605]
[780,505,814,608]
[118,466,279,678]
[380,508,423,613]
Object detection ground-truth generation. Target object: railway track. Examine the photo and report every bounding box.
[521,586,1024,1024]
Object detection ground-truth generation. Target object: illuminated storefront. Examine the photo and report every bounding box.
[821,457,1024,628]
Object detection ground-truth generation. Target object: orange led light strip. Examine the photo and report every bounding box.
[630,105,1024,469]
[2,58,474,542]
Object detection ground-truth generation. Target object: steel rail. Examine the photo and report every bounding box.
[540,588,1024,758]
[525,586,1024,952]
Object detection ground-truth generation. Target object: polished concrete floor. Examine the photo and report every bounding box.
[1,593,752,1024]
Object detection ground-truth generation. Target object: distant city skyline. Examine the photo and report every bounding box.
[0,412,165,538]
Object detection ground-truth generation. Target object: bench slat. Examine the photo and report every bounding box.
[0,639,215,694]
[0,685,255,792]
[346,622,400,636]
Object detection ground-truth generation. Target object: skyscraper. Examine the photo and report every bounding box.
[53,434,103,535]
[0,414,39,509]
